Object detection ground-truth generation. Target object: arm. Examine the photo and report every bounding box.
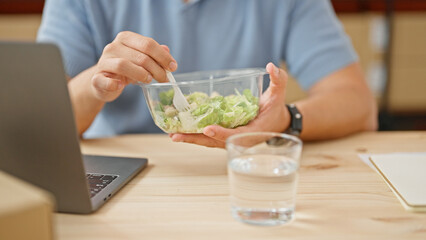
[283,0,379,139]
[296,62,377,141]
[67,66,103,136]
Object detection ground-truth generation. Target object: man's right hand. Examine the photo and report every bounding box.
[91,31,177,102]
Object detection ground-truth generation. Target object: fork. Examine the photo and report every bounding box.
[166,71,191,112]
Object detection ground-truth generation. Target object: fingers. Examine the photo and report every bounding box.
[170,123,253,149]
[265,62,288,96]
[116,31,177,72]
[171,133,225,148]
[103,41,169,83]
[111,44,168,82]
[171,125,245,148]
[202,125,245,143]
[92,72,124,91]
[97,57,152,83]
[160,45,170,52]
[91,72,125,102]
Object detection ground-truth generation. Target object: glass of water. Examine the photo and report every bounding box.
[226,132,302,226]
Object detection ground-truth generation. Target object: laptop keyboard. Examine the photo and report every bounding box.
[86,173,118,198]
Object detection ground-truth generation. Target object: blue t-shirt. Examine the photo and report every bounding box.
[37,0,357,138]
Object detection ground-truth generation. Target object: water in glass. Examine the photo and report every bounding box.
[228,154,299,226]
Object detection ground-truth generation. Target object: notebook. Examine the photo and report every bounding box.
[369,153,426,212]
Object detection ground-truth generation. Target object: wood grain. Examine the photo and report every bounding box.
[55,132,426,239]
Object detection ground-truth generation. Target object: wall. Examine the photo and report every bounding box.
[0,14,41,41]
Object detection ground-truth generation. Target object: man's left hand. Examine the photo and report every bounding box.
[169,62,291,148]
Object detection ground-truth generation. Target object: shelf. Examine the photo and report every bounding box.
[1,0,426,14]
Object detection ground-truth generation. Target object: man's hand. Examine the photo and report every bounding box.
[170,62,291,148]
[91,31,177,102]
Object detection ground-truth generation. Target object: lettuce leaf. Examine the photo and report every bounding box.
[159,88,174,105]
[152,89,259,133]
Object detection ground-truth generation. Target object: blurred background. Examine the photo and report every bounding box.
[0,0,425,131]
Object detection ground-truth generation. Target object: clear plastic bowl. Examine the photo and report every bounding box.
[139,68,266,133]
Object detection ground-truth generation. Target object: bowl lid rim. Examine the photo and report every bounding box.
[138,68,267,88]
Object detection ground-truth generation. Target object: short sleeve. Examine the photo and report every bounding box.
[284,0,358,90]
[37,0,97,77]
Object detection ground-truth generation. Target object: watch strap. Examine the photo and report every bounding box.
[285,104,302,136]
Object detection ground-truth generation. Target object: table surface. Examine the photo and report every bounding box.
[56,132,426,240]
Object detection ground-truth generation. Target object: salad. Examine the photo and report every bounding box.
[152,89,259,133]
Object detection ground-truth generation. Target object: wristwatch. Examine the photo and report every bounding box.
[285,104,303,136]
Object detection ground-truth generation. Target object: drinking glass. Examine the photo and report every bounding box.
[226,132,302,226]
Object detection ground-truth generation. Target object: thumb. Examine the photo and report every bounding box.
[265,62,287,96]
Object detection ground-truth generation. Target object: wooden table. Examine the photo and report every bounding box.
[56,132,426,240]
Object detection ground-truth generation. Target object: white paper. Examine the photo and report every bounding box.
[370,154,426,206]
[358,152,426,170]
[358,152,426,211]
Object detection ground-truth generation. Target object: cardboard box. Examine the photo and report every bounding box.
[0,171,55,240]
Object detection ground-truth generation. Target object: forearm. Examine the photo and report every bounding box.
[68,66,105,137]
[294,63,378,141]
[295,88,376,141]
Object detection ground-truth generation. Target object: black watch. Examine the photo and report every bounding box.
[285,104,303,136]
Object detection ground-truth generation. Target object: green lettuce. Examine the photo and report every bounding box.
[159,88,174,105]
[152,89,259,133]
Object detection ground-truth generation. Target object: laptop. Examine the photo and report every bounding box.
[0,42,147,214]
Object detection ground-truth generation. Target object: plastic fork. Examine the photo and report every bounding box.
[166,71,191,112]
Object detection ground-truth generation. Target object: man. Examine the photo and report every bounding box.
[37,0,377,148]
